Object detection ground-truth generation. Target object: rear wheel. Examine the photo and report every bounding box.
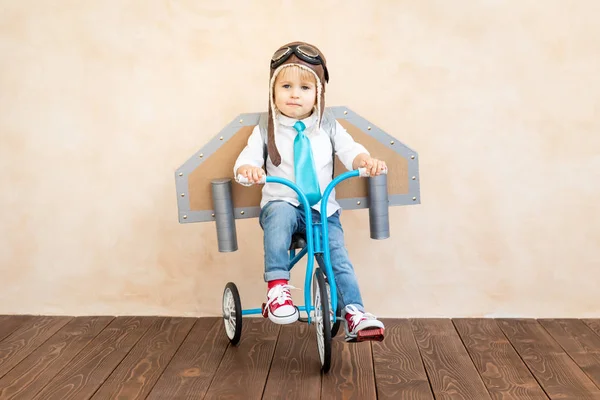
[222,282,242,345]
[313,268,332,373]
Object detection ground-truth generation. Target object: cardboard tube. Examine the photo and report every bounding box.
[211,178,238,252]
[368,174,390,240]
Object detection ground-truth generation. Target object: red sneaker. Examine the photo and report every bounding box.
[262,284,299,324]
[344,305,385,342]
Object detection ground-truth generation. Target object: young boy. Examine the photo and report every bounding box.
[233,41,387,341]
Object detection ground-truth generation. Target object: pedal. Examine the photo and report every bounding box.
[356,328,385,342]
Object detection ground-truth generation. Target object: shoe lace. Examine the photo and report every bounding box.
[345,305,375,328]
[266,284,296,308]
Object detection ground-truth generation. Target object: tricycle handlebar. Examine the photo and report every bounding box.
[235,167,385,187]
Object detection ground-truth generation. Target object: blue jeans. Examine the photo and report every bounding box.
[259,200,364,312]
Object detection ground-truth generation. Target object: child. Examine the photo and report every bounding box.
[233,41,387,341]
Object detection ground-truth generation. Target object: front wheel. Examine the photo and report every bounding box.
[316,255,342,338]
[330,290,342,338]
[222,282,242,345]
[313,268,332,373]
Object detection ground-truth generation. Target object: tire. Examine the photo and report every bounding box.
[222,282,242,345]
[315,254,342,338]
[313,268,332,373]
[330,289,342,338]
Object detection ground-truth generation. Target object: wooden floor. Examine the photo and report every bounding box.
[0,316,600,399]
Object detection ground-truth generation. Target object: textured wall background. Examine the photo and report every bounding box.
[1,0,598,317]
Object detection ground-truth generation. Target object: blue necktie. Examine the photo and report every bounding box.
[293,121,321,206]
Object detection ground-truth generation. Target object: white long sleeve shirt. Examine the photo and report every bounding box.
[233,111,369,217]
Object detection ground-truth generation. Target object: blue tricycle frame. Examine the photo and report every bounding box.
[222,167,383,373]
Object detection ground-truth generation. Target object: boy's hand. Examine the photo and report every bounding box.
[352,153,387,176]
[236,165,265,183]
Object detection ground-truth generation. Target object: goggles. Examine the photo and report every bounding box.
[271,44,329,83]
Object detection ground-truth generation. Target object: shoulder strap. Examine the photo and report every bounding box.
[321,108,336,135]
[258,112,269,166]
[257,109,337,168]
[321,109,336,178]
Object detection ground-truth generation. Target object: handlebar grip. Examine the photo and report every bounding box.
[236,174,266,186]
[358,167,388,177]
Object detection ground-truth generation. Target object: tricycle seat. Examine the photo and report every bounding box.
[289,233,306,250]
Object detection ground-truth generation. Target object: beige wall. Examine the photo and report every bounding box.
[1,1,598,318]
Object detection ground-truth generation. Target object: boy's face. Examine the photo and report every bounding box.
[273,70,317,120]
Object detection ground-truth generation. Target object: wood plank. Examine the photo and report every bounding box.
[146,317,230,400]
[539,319,600,391]
[0,316,72,379]
[0,316,113,400]
[262,322,321,400]
[372,319,434,400]
[583,320,600,338]
[321,338,377,400]
[410,318,492,400]
[453,318,548,400]
[498,319,600,399]
[0,316,34,343]
[32,316,154,400]
[203,318,280,400]
[90,317,196,400]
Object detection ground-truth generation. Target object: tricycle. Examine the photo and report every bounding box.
[221,166,388,373]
